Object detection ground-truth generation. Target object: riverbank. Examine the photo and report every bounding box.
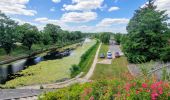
[0,39,84,65]
[1,40,96,88]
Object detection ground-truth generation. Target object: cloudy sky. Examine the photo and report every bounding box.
[0,0,170,33]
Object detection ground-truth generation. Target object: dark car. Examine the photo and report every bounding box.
[100,53,105,58]
[115,52,120,58]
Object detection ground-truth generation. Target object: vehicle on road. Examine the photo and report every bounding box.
[99,53,105,58]
[107,51,112,59]
[115,52,120,58]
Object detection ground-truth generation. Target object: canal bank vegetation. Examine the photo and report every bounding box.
[70,40,99,77]
[1,40,96,88]
[0,11,87,61]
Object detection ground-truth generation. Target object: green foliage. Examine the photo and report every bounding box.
[39,79,170,100]
[70,64,80,77]
[0,11,86,56]
[70,41,99,77]
[114,33,124,44]
[160,46,170,61]
[0,11,18,54]
[22,29,40,50]
[99,33,111,44]
[40,31,52,45]
[122,1,169,63]
[44,24,61,44]
[161,67,170,81]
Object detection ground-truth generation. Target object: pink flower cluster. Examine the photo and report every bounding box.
[150,81,163,100]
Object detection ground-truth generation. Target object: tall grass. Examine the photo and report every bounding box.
[70,40,99,77]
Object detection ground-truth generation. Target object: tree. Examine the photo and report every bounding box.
[114,33,123,44]
[44,24,62,44]
[22,30,40,50]
[0,11,18,54]
[40,31,52,45]
[16,23,40,50]
[100,33,111,44]
[16,23,38,43]
[123,0,169,63]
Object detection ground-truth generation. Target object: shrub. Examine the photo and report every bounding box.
[160,46,170,62]
[70,41,99,77]
[70,64,80,77]
[39,79,170,100]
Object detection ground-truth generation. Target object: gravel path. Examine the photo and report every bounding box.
[84,43,102,80]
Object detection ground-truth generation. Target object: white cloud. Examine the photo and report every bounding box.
[155,0,170,17]
[63,0,104,11]
[97,18,129,27]
[34,17,67,29]
[108,6,120,12]
[0,0,37,16]
[61,12,97,23]
[67,25,127,33]
[142,0,170,17]
[52,0,61,3]
[50,7,55,12]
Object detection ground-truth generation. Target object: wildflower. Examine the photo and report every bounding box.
[136,90,139,94]
[127,93,130,97]
[142,83,148,88]
[125,83,131,92]
[146,89,150,93]
[89,96,94,100]
[151,92,159,100]
[158,87,163,94]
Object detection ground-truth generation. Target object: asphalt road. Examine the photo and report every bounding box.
[109,40,124,56]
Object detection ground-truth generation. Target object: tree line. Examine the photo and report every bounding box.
[115,0,170,63]
[0,11,85,55]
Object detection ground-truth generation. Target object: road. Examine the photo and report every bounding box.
[109,40,124,56]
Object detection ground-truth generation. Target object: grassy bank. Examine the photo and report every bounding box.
[2,40,96,88]
[0,40,83,61]
[91,57,129,81]
[70,41,99,77]
[91,44,130,81]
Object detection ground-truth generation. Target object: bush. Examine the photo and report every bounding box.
[70,64,80,77]
[70,41,99,77]
[39,79,170,100]
[160,46,170,62]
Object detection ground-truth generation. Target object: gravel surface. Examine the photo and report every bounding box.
[128,62,170,80]
[0,89,50,100]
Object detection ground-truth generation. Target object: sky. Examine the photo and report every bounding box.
[0,0,170,33]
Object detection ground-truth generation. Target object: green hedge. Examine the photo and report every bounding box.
[70,40,99,77]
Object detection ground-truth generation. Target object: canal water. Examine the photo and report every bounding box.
[0,50,72,84]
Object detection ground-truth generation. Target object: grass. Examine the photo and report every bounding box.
[91,56,129,80]
[98,44,109,61]
[3,40,96,88]
[0,40,82,61]
[80,42,100,77]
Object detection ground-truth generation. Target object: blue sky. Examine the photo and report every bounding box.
[0,0,169,33]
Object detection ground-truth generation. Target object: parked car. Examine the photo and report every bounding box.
[100,53,105,58]
[107,51,112,59]
[115,52,120,58]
